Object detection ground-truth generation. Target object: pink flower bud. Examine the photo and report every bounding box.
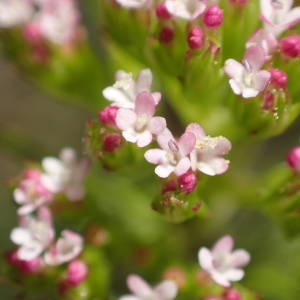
[178,170,197,193]
[187,26,204,50]
[203,5,223,28]
[156,3,172,20]
[98,105,118,127]
[66,259,88,286]
[159,26,174,44]
[262,91,274,110]
[223,288,242,300]
[280,36,300,58]
[287,147,300,173]
[103,133,122,152]
[19,257,43,274]
[269,68,288,88]
[162,179,178,194]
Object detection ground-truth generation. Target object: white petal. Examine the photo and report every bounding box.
[253,70,271,92]
[155,164,174,178]
[116,109,137,131]
[127,275,153,297]
[242,88,259,98]
[212,235,234,255]
[144,149,166,164]
[230,249,251,268]
[197,158,229,176]
[149,117,167,136]
[228,79,242,95]
[154,280,178,299]
[175,157,191,176]
[102,87,134,108]
[136,69,152,93]
[223,268,244,282]
[10,228,31,245]
[224,59,245,79]
[123,129,139,143]
[198,247,214,270]
[136,131,152,147]
[18,243,43,261]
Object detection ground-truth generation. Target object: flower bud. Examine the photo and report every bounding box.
[66,259,88,286]
[269,68,288,88]
[222,288,242,300]
[280,36,300,58]
[103,133,122,152]
[98,105,118,127]
[178,171,197,193]
[287,147,300,173]
[203,5,223,28]
[262,91,274,111]
[19,257,43,274]
[159,26,174,44]
[187,26,204,50]
[156,3,172,20]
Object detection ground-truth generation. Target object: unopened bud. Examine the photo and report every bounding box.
[280,35,300,58]
[223,288,242,300]
[178,171,197,193]
[287,147,300,173]
[203,5,223,28]
[98,105,118,127]
[187,26,204,50]
[159,26,174,44]
[269,68,288,88]
[103,133,122,152]
[156,3,172,20]
[262,91,274,111]
[66,259,88,286]
[19,257,43,274]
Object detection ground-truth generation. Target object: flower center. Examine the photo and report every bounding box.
[135,114,148,132]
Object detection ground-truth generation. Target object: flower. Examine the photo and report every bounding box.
[115,0,152,9]
[165,0,206,20]
[116,91,166,147]
[186,123,231,176]
[102,69,161,109]
[10,207,55,261]
[44,230,83,265]
[260,0,300,36]
[287,146,300,173]
[42,147,89,201]
[13,169,53,215]
[198,235,250,287]
[119,274,178,300]
[144,128,196,178]
[224,45,271,98]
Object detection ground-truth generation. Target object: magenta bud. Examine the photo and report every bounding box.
[269,68,288,88]
[203,5,224,28]
[187,26,204,50]
[19,257,43,274]
[178,171,197,193]
[223,288,242,300]
[162,180,178,194]
[66,259,88,286]
[98,105,118,127]
[103,133,122,152]
[262,91,274,110]
[5,250,19,265]
[159,26,174,44]
[287,147,300,173]
[156,3,172,20]
[280,35,300,58]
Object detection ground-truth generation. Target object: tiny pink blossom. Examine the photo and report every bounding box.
[203,5,223,27]
[145,128,196,178]
[280,35,300,57]
[119,274,178,300]
[269,68,288,88]
[187,26,204,50]
[65,259,88,286]
[165,0,206,20]
[287,146,300,173]
[198,235,250,287]
[103,69,161,109]
[10,207,55,261]
[98,105,119,127]
[224,45,271,98]
[116,92,166,147]
[186,123,231,176]
[44,230,83,266]
[178,170,197,193]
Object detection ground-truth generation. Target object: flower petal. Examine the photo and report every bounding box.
[244,45,266,72]
[116,109,137,131]
[185,123,206,139]
[175,157,191,176]
[178,132,196,156]
[144,149,165,164]
[212,235,234,255]
[154,280,178,299]
[102,87,133,108]
[136,69,152,93]
[197,158,229,176]
[231,249,251,268]
[253,70,271,92]
[149,117,167,136]
[135,92,155,117]
[223,268,244,282]
[155,164,174,178]
[136,131,152,147]
[127,274,153,297]
[198,247,214,270]
[224,59,245,80]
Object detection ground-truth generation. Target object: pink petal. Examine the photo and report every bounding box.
[144,149,165,164]
[174,157,191,176]
[178,132,196,156]
[244,45,266,72]
[198,247,214,270]
[37,206,53,226]
[116,109,136,131]
[213,137,232,156]
[136,131,152,147]
[224,59,244,80]
[210,270,231,287]
[136,69,152,93]
[127,275,153,297]
[231,250,251,268]
[253,70,271,92]
[155,164,174,178]
[149,117,166,136]
[152,92,162,105]
[135,92,155,117]
[157,128,174,150]
[212,235,234,255]
[17,204,35,216]
[154,280,178,299]
[185,123,206,139]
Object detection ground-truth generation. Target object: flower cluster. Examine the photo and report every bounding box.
[119,235,250,299]
[8,148,88,274]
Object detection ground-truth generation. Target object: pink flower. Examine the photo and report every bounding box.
[44,230,83,266]
[287,146,300,172]
[119,274,178,300]
[103,69,161,109]
[224,45,271,98]
[165,0,206,20]
[186,123,231,176]
[42,147,89,201]
[187,26,204,50]
[65,259,88,286]
[269,68,288,88]
[98,105,119,127]
[10,207,55,261]
[13,169,53,215]
[260,0,300,36]
[198,235,250,287]
[203,5,223,27]
[115,0,152,9]
[144,128,196,178]
[116,92,166,147]
[280,35,300,57]
[156,2,172,19]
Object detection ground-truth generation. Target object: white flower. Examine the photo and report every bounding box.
[198,235,250,287]
[260,0,300,36]
[10,207,54,261]
[165,0,206,20]
[44,230,83,266]
[119,274,178,300]
[42,147,89,201]
[224,45,271,98]
[115,0,152,9]
[102,69,161,109]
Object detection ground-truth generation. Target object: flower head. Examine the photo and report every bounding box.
[198,235,250,287]
[119,274,178,300]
